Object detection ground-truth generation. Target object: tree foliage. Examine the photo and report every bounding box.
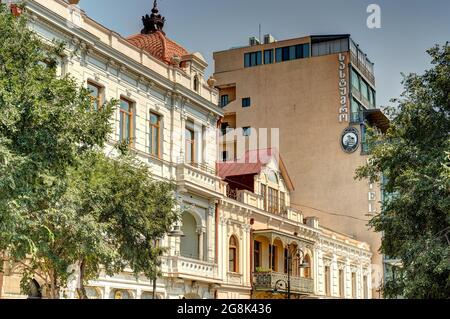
[0,4,178,298]
[356,44,450,299]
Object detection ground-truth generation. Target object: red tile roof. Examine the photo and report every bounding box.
[127,31,189,65]
[217,149,275,178]
[217,148,295,191]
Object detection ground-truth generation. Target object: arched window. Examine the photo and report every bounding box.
[193,75,199,92]
[229,236,239,273]
[27,279,42,299]
[180,212,199,259]
[303,254,312,278]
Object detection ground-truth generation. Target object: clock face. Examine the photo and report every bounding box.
[341,127,359,153]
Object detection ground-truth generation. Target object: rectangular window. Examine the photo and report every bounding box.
[220,95,229,107]
[295,44,303,59]
[222,151,228,162]
[275,44,310,62]
[368,88,375,107]
[289,46,296,61]
[244,51,262,67]
[242,97,251,107]
[87,81,103,111]
[282,46,290,61]
[242,126,251,137]
[325,266,331,296]
[254,241,261,270]
[268,187,279,214]
[275,48,282,62]
[244,53,251,68]
[149,112,160,158]
[351,69,360,91]
[119,98,133,146]
[264,49,273,64]
[360,79,369,101]
[303,43,310,58]
[185,125,195,164]
[351,98,360,123]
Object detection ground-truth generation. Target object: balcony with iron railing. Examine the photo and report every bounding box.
[253,271,314,295]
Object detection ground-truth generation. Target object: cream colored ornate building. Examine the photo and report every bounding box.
[215,149,372,299]
[0,0,372,299]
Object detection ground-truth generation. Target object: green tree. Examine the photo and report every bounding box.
[0,4,178,298]
[356,44,450,299]
[65,151,178,299]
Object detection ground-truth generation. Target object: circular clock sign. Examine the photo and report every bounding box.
[341,127,359,153]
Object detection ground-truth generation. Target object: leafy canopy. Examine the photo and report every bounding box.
[356,44,450,299]
[0,4,178,298]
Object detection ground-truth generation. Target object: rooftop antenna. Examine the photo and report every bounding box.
[259,23,262,44]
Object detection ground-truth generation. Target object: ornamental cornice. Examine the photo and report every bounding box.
[26,0,223,117]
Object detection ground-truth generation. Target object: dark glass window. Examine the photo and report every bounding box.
[360,80,369,101]
[220,95,229,107]
[303,43,310,58]
[242,97,251,107]
[243,126,251,136]
[244,53,251,68]
[282,47,290,61]
[275,48,282,62]
[244,51,262,68]
[351,68,360,91]
[264,49,273,64]
[275,44,310,62]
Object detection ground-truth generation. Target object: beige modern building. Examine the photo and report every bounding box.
[213,34,389,297]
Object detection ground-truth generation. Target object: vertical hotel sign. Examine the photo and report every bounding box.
[338,53,349,123]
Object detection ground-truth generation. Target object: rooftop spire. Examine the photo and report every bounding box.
[141,0,166,35]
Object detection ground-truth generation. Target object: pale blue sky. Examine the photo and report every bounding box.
[79,0,450,108]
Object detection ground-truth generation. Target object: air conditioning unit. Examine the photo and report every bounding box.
[249,37,260,46]
[264,34,276,44]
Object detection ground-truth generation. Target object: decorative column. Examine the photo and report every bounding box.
[104,286,111,299]
[207,202,216,262]
[197,226,206,261]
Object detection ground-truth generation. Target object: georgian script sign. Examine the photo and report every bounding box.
[338,53,349,123]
